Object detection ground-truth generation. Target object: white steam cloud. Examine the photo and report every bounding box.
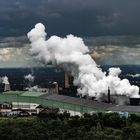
[24,74,36,91]
[127,74,140,78]
[2,76,10,85]
[24,74,34,82]
[25,85,39,92]
[27,23,139,99]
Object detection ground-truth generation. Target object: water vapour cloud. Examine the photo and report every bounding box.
[27,23,140,99]
[127,74,140,78]
[2,76,10,84]
[24,74,34,82]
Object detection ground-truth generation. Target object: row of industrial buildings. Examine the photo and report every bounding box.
[0,67,139,116]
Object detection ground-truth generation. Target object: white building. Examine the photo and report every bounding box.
[12,102,43,114]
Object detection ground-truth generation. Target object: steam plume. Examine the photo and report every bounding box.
[27,23,139,99]
[24,74,34,82]
[26,85,39,92]
[127,74,140,78]
[2,76,10,85]
[24,74,35,91]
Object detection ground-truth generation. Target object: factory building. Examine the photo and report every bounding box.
[12,102,43,115]
[0,102,12,115]
[0,67,139,116]
[0,90,140,117]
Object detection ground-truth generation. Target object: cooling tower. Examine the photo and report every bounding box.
[4,83,11,91]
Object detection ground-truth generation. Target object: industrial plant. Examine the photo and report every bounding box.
[0,66,139,117]
[0,23,139,116]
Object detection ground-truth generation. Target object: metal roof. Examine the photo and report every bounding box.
[21,91,46,97]
[107,105,140,113]
[41,94,115,110]
[0,91,140,113]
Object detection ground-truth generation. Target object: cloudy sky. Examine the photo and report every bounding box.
[0,0,140,67]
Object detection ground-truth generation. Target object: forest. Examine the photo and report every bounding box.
[0,112,140,140]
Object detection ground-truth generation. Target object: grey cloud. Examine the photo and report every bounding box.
[92,46,140,65]
[0,0,140,36]
[84,36,140,47]
[85,36,140,65]
[0,35,139,67]
[0,36,28,48]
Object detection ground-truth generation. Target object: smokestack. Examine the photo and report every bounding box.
[27,23,140,100]
[53,82,59,94]
[108,87,110,103]
[64,71,70,88]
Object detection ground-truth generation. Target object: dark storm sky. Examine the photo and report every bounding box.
[0,0,140,37]
[0,0,140,67]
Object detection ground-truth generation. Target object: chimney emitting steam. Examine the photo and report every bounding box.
[27,23,140,100]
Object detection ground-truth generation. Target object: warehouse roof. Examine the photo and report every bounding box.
[41,94,115,110]
[21,91,46,97]
[0,91,140,113]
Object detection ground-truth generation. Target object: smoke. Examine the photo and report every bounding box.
[25,85,39,92]
[108,67,121,77]
[127,74,140,78]
[27,23,139,99]
[104,68,139,98]
[24,74,35,91]
[24,74,34,82]
[2,76,10,85]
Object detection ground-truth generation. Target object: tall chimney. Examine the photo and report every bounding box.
[108,87,110,103]
[64,71,70,88]
[53,82,59,94]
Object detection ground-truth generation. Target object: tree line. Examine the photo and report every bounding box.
[0,112,140,140]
